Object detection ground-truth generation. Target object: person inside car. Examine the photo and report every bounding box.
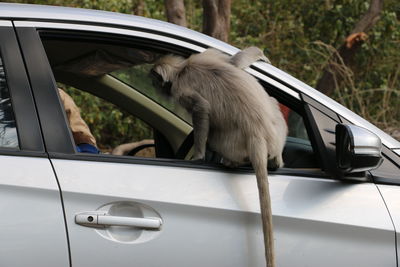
[58,88,99,154]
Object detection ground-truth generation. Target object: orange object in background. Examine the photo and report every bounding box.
[279,103,290,123]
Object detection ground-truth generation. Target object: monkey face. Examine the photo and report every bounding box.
[150,68,172,95]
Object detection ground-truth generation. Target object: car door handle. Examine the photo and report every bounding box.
[75,212,163,230]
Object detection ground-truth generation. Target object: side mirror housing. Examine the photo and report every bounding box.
[336,124,383,174]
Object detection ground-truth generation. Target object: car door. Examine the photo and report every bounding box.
[370,149,400,264]
[271,96,396,266]
[0,21,69,266]
[16,23,265,267]
[15,19,396,267]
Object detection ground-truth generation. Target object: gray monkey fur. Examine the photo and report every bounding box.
[152,47,287,267]
[230,46,271,67]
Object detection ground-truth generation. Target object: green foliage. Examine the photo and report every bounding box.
[184,0,203,32]
[5,0,400,140]
[231,0,400,136]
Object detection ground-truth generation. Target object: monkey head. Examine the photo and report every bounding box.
[150,54,186,95]
[150,67,172,95]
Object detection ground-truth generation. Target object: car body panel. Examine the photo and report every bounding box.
[0,156,69,267]
[51,159,265,267]
[376,184,400,264]
[52,158,395,267]
[0,3,233,52]
[272,174,395,266]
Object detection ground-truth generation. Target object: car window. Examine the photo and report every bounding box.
[58,84,154,156]
[111,64,192,124]
[0,55,18,149]
[40,34,319,169]
[278,103,318,168]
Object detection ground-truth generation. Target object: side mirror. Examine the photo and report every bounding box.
[336,124,383,173]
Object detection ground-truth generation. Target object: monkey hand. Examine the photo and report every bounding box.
[268,157,284,171]
[243,47,271,64]
[254,49,271,64]
[261,55,271,64]
[231,46,271,69]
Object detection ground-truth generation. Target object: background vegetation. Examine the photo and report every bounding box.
[4,0,400,147]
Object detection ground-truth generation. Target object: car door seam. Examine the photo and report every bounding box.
[48,158,72,267]
[375,183,398,267]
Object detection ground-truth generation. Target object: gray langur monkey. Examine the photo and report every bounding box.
[151,47,287,267]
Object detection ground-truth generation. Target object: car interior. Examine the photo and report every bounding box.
[41,34,319,169]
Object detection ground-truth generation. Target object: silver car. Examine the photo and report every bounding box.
[0,3,399,267]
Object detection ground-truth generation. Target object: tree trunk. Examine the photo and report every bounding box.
[132,0,145,16]
[165,0,187,27]
[202,0,231,42]
[316,0,383,96]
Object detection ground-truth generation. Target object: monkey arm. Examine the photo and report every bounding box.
[230,46,271,69]
[179,92,211,160]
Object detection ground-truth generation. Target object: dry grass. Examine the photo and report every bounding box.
[307,41,400,141]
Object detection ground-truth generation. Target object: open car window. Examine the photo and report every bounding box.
[57,84,155,156]
[40,34,320,170]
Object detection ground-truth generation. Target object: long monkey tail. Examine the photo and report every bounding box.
[249,137,276,267]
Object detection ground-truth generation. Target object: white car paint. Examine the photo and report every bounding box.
[52,159,395,267]
[377,185,400,264]
[0,156,69,266]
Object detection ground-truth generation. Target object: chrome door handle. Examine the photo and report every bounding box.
[75,212,162,230]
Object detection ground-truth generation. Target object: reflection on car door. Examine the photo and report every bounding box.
[272,102,396,266]
[273,173,395,266]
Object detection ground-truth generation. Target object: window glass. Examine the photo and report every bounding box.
[279,103,318,168]
[0,55,18,148]
[278,103,308,140]
[111,65,192,124]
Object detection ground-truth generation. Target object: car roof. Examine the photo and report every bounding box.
[1,2,399,149]
[0,3,238,53]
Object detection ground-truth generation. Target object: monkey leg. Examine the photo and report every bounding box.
[188,93,211,160]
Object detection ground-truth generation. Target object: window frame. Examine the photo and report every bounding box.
[0,22,45,156]
[16,22,337,178]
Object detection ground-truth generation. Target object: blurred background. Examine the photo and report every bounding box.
[3,0,399,148]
